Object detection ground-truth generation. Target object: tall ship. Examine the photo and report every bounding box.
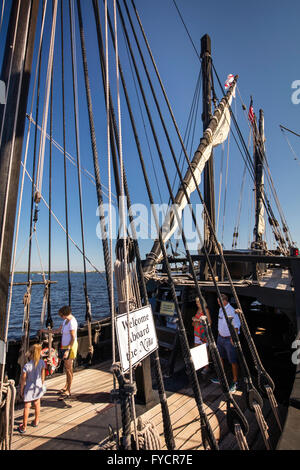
[0,0,299,451]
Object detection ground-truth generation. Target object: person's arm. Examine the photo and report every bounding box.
[230,309,240,345]
[40,325,62,335]
[20,371,26,399]
[41,366,45,384]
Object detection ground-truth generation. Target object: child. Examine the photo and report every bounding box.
[192,297,212,374]
[18,344,45,434]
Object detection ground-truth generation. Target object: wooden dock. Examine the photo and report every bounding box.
[12,361,285,450]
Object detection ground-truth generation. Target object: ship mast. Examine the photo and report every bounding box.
[200,34,216,280]
[253,109,266,249]
[0,0,40,378]
[201,34,215,245]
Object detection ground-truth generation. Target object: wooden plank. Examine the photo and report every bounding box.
[11,360,287,451]
[14,402,114,450]
[14,374,112,416]
[12,364,114,450]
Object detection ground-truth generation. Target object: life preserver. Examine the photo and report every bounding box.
[41,347,59,376]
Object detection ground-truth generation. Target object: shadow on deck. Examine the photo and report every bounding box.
[11,360,285,451]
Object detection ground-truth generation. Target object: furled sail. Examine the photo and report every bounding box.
[143,76,238,272]
[257,175,265,237]
[254,109,266,241]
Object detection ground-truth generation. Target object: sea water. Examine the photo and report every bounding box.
[7,272,110,340]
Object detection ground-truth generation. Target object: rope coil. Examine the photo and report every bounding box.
[98,417,162,450]
[0,379,16,450]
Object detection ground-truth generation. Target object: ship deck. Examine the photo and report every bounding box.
[11,360,285,451]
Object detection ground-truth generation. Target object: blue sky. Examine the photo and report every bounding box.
[1,0,300,272]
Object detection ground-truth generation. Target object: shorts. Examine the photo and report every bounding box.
[217,335,237,364]
[61,341,78,360]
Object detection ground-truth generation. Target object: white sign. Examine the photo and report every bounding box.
[0,80,6,105]
[115,305,158,372]
[190,344,209,371]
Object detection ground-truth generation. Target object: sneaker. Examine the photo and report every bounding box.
[210,377,220,384]
[229,381,238,393]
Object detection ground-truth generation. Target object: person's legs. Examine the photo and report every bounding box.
[225,338,239,385]
[64,358,74,394]
[22,401,31,430]
[33,399,40,425]
[231,362,238,383]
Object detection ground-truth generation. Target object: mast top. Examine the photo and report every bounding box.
[201,34,211,57]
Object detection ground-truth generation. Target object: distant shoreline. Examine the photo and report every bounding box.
[13,271,104,274]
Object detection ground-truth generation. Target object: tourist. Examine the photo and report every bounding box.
[192,297,212,374]
[41,305,78,399]
[210,293,240,392]
[18,344,45,433]
[57,306,78,399]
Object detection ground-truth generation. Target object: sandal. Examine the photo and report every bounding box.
[18,424,26,434]
[58,392,71,400]
[57,388,68,395]
[31,421,39,427]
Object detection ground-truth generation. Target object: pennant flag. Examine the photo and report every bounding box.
[224,74,234,89]
[248,96,255,124]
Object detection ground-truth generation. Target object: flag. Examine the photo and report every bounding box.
[224,74,234,89]
[248,97,255,124]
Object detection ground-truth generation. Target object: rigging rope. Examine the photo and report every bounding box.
[0,0,26,284]
[123,30,165,209]
[35,0,58,200]
[25,115,122,206]
[102,0,120,446]
[213,67,289,254]
[114,0,139,448]
[0,0,47,402]
[0,379,16,450]
[21,162,107,280]
[280,127,300,165]
[103,3,175,450]
[126,0,264,447]
[128,4,279,445]
[0,0,5,34]
[231,84,290,252]
[61,0,71,306]
[69,0,93,358]
[232,131,251,249]
[221,132,230,246]
[171,0,200,60]
[117,1,218,449]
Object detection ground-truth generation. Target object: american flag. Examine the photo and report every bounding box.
[248,97,255,124]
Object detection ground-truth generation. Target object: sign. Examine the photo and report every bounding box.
[190,344,209,371]
[0,80,6,105]
[160,301,175,316]
[115,305,158,372]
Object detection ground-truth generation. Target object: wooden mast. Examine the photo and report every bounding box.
[253,109,265,249]
[200,34,216,280]
[0,0,40,375]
